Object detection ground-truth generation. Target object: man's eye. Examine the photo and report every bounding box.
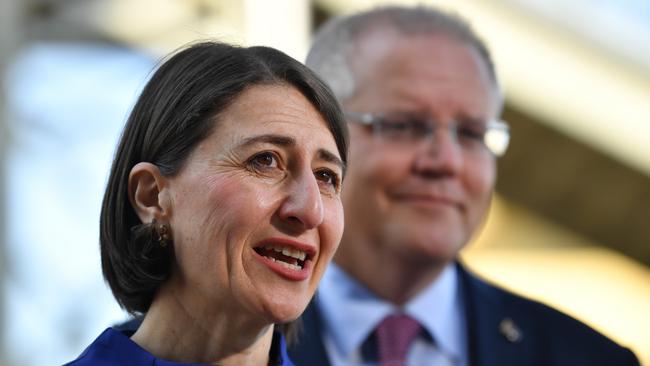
[248,152,279,170]
[314,169,340,190]
[380,120,411,132]
[379,118,430,137]
[458,126,486,141]
[409,121,432,135]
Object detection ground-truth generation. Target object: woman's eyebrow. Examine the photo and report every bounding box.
[318,149,345,173]
[239,134,295,148]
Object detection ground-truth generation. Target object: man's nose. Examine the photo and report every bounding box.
[277,171,324,230]
[413,124,463,177]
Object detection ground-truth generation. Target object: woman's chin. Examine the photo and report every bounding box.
[260,296,309,324]
[250,281,313,323]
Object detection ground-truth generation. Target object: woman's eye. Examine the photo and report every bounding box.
[314,169,340,191]
[248,152,279,171]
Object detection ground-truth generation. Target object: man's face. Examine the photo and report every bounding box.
[337,32,499,271]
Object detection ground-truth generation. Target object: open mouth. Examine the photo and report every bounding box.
[254,245,310,271]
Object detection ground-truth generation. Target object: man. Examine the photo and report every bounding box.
[288,6,639,366]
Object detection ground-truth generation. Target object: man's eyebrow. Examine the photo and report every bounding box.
[457,114,489,125]
[318,149,346,174]
[239,134,296,148]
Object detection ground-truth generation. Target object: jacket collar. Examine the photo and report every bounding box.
[457,261,529,366]
[289,261,530,366]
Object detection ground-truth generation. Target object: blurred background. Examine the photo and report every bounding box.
[0,0,649,364]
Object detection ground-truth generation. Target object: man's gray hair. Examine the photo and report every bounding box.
[306,5,499,102]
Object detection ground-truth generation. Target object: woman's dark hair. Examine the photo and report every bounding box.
[100,41,348,318]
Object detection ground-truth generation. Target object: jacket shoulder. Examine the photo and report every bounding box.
[462,265,639,365]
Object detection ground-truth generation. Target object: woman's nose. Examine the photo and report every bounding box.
[277,172,324,230]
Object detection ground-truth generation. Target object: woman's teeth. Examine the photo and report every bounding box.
[256,244,309,270]
[266,256,302,271]
[266,245,307,261]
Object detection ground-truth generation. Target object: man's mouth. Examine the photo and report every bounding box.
[254,245,309,271]
[395,193,456,205]
[388,188,461,208]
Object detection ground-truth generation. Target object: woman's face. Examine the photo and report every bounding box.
[162,84,344,324]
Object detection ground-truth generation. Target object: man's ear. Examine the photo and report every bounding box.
[128,162,171,224]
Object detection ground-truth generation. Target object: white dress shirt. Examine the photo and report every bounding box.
[317,263,467,366]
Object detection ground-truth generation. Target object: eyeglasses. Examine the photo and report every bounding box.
[345,111,510,157]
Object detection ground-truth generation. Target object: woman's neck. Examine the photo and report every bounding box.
[130,282,274,365]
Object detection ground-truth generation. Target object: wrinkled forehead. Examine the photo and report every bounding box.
[345,31,501,117]
[346,28,502,113]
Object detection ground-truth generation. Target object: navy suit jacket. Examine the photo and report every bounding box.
[288,263,639,366]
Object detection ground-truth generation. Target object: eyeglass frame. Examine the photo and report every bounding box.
[344,111,510,157]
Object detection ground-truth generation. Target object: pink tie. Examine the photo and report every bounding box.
[376,314,422,366]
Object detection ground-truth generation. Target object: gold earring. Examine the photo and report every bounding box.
[156,222,171,247]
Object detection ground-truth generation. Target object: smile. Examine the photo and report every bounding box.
[253,238,316,281]
[254,245,308,270]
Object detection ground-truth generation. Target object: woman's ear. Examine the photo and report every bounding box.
[128,162,171,223]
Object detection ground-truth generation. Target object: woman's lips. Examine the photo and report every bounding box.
[253,238,316,281]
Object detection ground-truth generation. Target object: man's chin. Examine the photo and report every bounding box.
[387,227,466,264]
[412,239,462,262]
[385,218,466,254]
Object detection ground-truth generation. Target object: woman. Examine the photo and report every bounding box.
[66,41,348,365]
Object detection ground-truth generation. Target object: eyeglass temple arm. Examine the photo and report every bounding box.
[344,111,375,125]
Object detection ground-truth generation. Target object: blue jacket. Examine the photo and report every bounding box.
[288,263,639,366]
[65,327,294,366]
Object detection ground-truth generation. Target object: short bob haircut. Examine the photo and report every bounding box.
[100,41,348,315]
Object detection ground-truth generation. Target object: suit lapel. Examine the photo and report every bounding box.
[458,262,533,366]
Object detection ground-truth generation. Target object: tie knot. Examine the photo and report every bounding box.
[376,314,422,366]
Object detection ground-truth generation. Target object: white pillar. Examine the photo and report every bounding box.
[244,0,310,62]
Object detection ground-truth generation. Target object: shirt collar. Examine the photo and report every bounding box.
[316,263,465,362]
[406,264,466,363]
